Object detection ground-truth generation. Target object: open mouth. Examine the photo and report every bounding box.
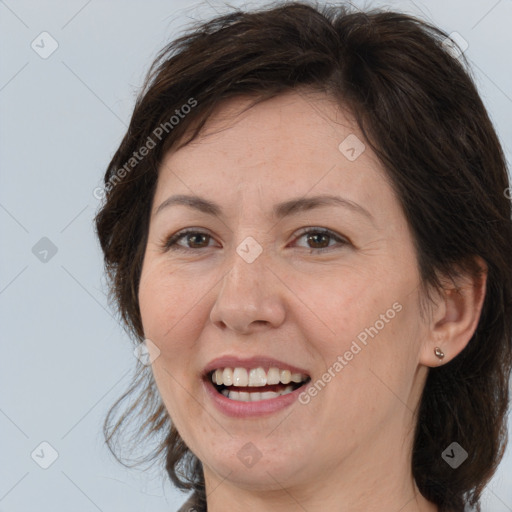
[207,367,311,402]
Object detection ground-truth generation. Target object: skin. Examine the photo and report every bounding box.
[138,89,486,512]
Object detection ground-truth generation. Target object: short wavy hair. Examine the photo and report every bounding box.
[95,2,512,510]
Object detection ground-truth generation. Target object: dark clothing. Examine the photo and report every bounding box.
[177,492,205,512]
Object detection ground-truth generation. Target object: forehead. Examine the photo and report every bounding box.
[174,91,356,162]
[155,90,396,220]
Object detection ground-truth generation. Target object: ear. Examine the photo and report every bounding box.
[419,257,487,367]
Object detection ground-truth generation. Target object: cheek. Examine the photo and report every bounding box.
[291,266,399,346]
[138,261,207,342]
[296,263,421,390]
[138,264,205,427]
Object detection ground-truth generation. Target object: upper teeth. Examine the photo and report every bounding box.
[211,367,308,387]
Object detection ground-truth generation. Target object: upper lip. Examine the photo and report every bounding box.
[203,356,310,377]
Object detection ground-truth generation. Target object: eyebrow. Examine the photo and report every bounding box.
[154,193,374,222]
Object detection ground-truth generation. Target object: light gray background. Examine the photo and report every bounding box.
[1,0,511,510]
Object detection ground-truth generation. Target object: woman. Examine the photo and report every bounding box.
[95,2,512,511]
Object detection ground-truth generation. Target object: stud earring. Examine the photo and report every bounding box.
[434,347,445,360]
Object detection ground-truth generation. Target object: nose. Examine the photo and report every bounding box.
[209,246,286,334]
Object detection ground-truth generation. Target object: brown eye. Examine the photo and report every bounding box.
[164,230,215,251]
[306,232,331,249]
[184,233,210,248]
[293,228,349,252]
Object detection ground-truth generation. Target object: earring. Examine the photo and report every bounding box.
[434,347,445,360]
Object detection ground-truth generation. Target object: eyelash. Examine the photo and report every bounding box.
[162,227,349,253]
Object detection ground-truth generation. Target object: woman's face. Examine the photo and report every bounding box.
[139,91,432,497]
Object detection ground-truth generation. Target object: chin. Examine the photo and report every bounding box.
[198,436,312,491]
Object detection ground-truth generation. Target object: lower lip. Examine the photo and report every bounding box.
[203,378,307,418]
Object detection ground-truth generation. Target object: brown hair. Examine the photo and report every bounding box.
[95,2,512,510]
